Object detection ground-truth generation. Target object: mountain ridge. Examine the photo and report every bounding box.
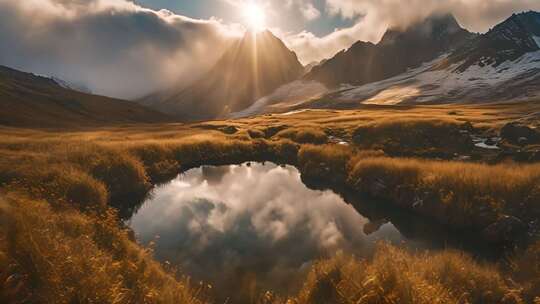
[304,14,474,87]
[143,30,304,121]
[0,65,171,128]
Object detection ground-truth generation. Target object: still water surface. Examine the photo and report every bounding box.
[128,163,464,302]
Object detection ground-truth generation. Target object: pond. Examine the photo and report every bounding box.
[127,162,487,303]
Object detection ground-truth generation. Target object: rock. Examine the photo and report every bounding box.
[518,137,528,146]
[500,122,540,145]
[482,215,527,243]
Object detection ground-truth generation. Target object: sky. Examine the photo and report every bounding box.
[134,0,355,36]
[0,0,539,99]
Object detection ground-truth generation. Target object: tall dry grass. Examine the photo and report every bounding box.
[352,119,474,158]
[1,124,539,303]
[296,145,540,232]
[0,194,209,304]
[347,157,540,227]
[288,244,523,304]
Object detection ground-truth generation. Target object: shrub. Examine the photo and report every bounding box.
[276,128,328,145]
[128,143,179,184]
[352,119,473,158]
[298,145,352,185]
[66,144,150,207]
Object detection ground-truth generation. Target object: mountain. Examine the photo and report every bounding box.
[305,14,474,87]
[0,65,171,128]
[293,11,540,109]
[51,77,93,95]
[143,30,304,121]
[443,11,540,71]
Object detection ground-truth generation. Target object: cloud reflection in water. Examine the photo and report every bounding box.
[129,163,404,301]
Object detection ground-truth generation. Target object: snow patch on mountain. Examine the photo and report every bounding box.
[333,50,540,105]
[229,81,327,118]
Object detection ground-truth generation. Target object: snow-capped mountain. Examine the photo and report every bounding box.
[235,11,540,115]
[304,14,474,88]
[314,11,540,106]
[446,11,540,72]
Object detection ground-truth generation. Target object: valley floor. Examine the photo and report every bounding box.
[1,102,540,303]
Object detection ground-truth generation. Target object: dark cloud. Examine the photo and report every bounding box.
[0,0,240,98]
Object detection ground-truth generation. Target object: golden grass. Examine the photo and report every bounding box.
[286,244,524,304]
[276,127,328,144]
[292,144,540,230]
[351,118,473,157]
[0,194,209,304]
[1,105,539,303]
[512,241,540,303]
[347,156,540,226]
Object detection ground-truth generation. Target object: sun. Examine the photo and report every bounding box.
[243,3,267,31]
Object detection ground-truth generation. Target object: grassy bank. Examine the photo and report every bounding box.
[0,194,209,304]
[276,243,532,304]
[0,110,539,302]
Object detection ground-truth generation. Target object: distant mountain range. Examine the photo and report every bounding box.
[233,11,540,115]
[0,66,170,128]
[142,30,304,121]
[1,11,539,125]
[299,11,540,109]
[305,14,474,87]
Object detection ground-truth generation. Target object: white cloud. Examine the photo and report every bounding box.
[1,0,539,98]
[281,0,540,65]
[300,2,321,20]
[0,0,242,99]
[324,0,540,32]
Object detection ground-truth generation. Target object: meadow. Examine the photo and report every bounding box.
[1,103,540,303]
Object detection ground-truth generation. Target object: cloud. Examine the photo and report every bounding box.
[0,0,241,99]
[129,163,403,301]
[325,0,540,32]
[281,0,540,65]
[1,0,539,98]
[279,20,386,65]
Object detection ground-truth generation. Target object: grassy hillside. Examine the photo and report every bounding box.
[1,103,540,302]
[0,66,172,128]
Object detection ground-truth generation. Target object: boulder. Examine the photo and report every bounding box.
[500,122,540,145]
[482,215,527,243]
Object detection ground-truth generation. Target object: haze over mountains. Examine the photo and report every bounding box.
[0,66,170,128]
[142,30,304,121]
